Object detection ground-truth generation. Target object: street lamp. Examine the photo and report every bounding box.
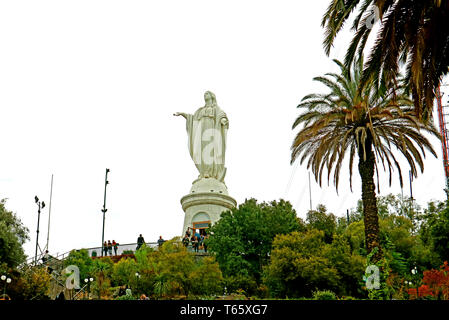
[411,266,419,298]
[34,196,46,265]
[101,169,110,256]
[84,277,94,299]
[1,275,11,298]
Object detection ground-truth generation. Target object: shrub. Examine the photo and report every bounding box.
[9,266,51,300]
[189,257,223,296]
[111,258,138,287]
[115,294,136,300]
[312,290,337,300]
[407,261,449,300]
[223,274,258,296]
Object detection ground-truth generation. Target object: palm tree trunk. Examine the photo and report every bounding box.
[358,139,382,263]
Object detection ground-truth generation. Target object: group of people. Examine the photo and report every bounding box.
[103,240,119,256]
[182,227,209,253]
[136,234,165,250]
[102,232,204,256]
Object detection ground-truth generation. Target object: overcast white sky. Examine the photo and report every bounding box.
[0,1,446,259]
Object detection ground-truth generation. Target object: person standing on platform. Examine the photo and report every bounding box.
[157,236,165,248]
[107,240,113,256]
[112,240,118,255]
[193,236,199,253]
[203,234,209,253]
[194,229,201,240]
[199,233,205,251]
[136,234,145,250]
[42,250,49,264]
[190,234,195,249]
[182,235,189,247]
[103,241,108,256]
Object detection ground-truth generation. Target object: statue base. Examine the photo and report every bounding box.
[180,177,237,236]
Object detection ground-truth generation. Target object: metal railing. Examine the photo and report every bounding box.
[84,242,159,257]
[84,240,210,256]
[22,250,71,269]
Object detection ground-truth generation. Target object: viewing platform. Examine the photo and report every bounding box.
[26,240,210,268]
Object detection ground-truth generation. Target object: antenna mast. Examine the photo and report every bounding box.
[45,174,54,252]
[436,84,449,200]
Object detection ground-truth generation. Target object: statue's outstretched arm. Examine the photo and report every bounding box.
[173,112,188,119]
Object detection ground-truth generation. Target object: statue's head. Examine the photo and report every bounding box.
[204,91,217,107]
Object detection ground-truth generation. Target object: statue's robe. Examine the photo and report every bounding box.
[185,105,228,181]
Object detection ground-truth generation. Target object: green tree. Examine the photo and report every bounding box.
[420,205,449,265]
[90,257,114,299]
[119,238,223,298]
[207,198,305,294]
[342,195,445,293]
[306,204,337,243]
[8,266,51,300]
[151,239,196,297]
[325,233,366,296]
[0,199,29,270]
[344,199,431,274]
[380,215,415,260]
[132,245,157,296]
[111,258,138,287]
[263,230,365,298]
[188,256,223,296]
[343,220,366,256]
[322,0,449,120]
[291,58,439,262]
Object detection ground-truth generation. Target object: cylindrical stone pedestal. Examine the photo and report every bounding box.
[180,178,236,235]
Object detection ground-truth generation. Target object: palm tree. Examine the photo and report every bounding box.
[291,58,439,262]
[321,0,449,121]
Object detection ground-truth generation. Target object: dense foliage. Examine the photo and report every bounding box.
[206,199,306,295]
[61,239,223,299]
[0,199,30,271]
[322,0,449,120]
[3,194,449,300]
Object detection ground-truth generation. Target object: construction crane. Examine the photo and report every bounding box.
[435,84,449,199]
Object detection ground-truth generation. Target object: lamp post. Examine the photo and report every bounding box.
[411,266,419,299]
[134,272,141,293]
[1,275,11,298]
[101,169,110,257]
[34,196,46,265]
[84,277,94,299]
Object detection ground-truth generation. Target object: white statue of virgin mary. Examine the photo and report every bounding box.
[174,91,229,182]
